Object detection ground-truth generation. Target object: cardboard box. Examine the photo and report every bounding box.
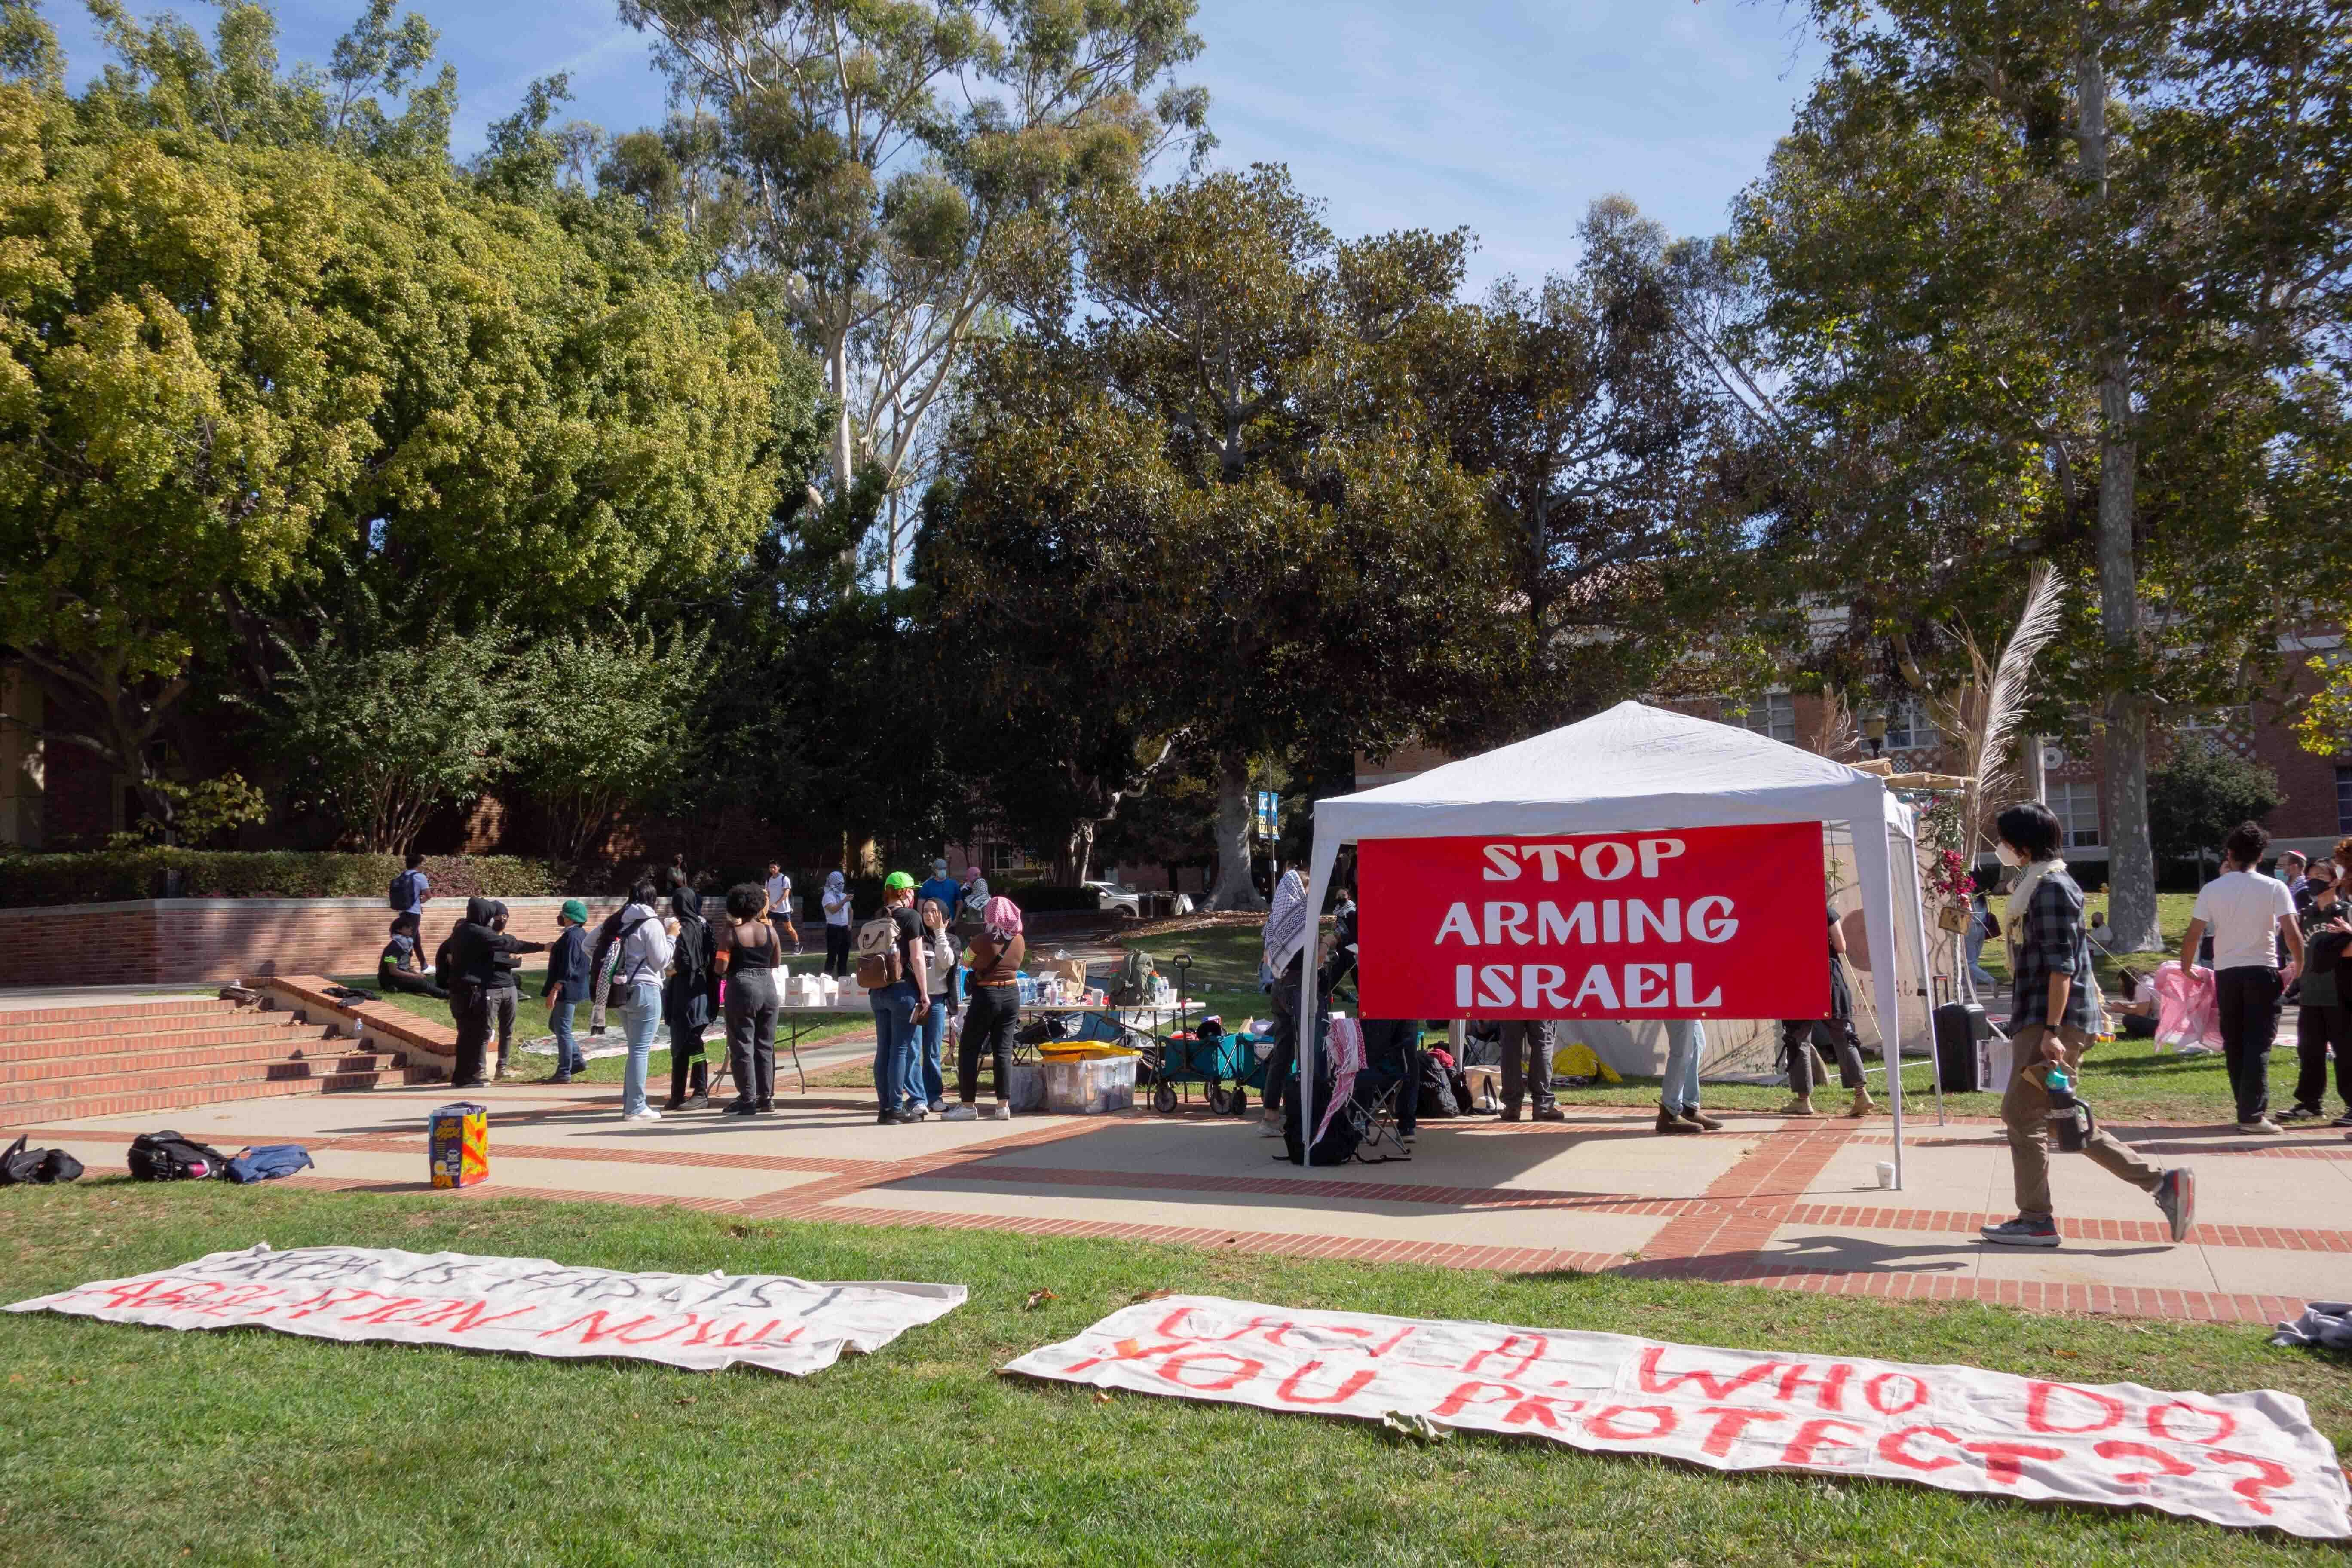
[429,1102,488,1188]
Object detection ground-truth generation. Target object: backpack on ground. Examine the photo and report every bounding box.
[224,1144,314,1185]
[854,913,904,989]
[1280,1064,1364,1167]
[0,1135,82,1185]
[127,1130,230,1182]
[388,868,422,911]
[1415,1052,1462,1118]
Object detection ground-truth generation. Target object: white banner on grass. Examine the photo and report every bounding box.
[1005,1295,2352,1540]
[7,1244,964,1376]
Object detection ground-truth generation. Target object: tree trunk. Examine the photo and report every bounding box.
[1207,758,1264,910]
[2076,34,2161,952]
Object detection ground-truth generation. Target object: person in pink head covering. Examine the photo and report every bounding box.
[942,896,1025,1121]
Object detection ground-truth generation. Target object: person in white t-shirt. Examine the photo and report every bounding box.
[763,862,800,951]
[2180,820,2306,1134]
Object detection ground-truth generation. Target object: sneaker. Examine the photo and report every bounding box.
[685,1093,711,1112]
[756,1100,775,1116]
[2282,1106,2320,1122]
[927,1100,947,1115]
[2236,1118,2285,1135]
[2154,1168,2196,1244]
[1531,1106,1567,1124]
[987,1103,1011,1121]
[624,1109,662,1123]
[1259,1114,1284,1138]
[941,1103,979,1122]
[876,1109,909,1125]
[902,1103,928,1122]
[1980,1216,2061,1248]
[721,1100,759,1117]
[550,1075,572,1086]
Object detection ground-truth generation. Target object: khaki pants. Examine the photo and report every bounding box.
[2001,1022,2162,1219]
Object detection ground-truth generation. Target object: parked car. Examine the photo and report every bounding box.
[1083,878,1144,919]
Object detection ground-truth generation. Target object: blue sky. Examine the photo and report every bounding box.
[41,0,1821,295]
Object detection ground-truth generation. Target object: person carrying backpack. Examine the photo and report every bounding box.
[860,872,931,1124]
[389,852,429,922]
[664,885,719,1112]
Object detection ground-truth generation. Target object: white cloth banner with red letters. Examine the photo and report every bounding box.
[6,1243,965,1377]
[1004,1295,2351,1538]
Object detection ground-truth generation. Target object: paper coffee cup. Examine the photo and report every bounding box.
[1875,1161,1896,1189]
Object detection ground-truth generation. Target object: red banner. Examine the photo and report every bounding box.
[1355,822,1830,1020]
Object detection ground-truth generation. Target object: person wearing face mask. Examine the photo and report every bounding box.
[1980,801,2196,1249]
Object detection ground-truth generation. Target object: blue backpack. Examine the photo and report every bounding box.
[224,1145,314,1185]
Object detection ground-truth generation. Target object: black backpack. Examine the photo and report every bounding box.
[1280,1068,1365,1166]
[1416,1053,1462,1118]
[127,1130,230,1182]
[0,1135,82,1185]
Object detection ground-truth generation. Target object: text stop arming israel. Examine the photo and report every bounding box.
[1354,823,1832,1020]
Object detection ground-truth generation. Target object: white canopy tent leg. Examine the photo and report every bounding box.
[1893,821,1947,1127]
[1295,820,1344,1165]
[1849,802,1906,1190]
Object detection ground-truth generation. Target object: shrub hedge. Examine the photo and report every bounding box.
[0,851,561,908]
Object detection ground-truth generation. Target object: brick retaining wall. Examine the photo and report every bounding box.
[0,897,627,988]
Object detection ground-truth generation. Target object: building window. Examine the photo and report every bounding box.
[1733,692,1796,744]
[2051,779,2102,848]
[2337,766,2352,833]
[1885,696,1940,752]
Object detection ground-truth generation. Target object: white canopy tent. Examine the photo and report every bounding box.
[1298,701,1938,1187]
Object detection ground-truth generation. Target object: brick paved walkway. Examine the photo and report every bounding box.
[20,1087,2349,1327]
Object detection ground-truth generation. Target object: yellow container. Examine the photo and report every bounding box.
[429,1101,489,1188]
[1038,1044,1142,1063]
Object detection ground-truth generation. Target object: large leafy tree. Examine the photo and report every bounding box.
[931,168,1520,906]
[616,0,1211,576]
[512,621,712,868]
[0,2,792,833]
[1741,0,2352,950]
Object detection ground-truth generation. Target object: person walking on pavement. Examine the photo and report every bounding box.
[2180,819,2307,1135]
[763,862,801,951]
[1981,802,2196,1248]
[542,899,591,1082]
[821,871,854,977]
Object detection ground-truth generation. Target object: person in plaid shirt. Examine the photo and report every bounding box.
[1982,801,2198,1249]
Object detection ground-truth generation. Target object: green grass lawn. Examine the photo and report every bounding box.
[3,1182,2348,1566]
[1121,904,2308,1124]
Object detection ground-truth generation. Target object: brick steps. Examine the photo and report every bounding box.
[0,1000,243,1043]
[0,994,428,1127]
[0,1020,344,1067]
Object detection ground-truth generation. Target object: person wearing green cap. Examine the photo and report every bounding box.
[542,898,594,1083]
[865,872,932,1123]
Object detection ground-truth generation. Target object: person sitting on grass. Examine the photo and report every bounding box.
[1981,801,2196,1250]
[377,914,445,1000]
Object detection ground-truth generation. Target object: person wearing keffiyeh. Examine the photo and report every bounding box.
[1258,870,1313,1137]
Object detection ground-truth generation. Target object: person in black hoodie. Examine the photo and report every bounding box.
[446,896,548,1088]
[664,886,719,1111]
[486,901,527,1080]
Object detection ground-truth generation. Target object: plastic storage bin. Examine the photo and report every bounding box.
[1041,1052,1137,1114]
